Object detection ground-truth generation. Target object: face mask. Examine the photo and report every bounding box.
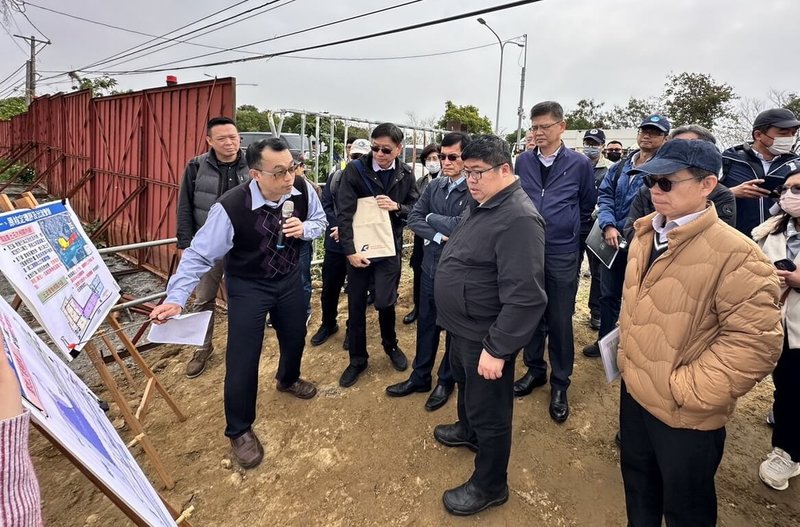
[583,146,601,160]
[606,151,622,162]
[425,161,441,174]
[780,192,800,217]
[767,136,796,156]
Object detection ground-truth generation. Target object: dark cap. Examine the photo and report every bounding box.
[628,139,721,176]
[753,108,800,130]
[639,114,671,133]
[583,128,606,144]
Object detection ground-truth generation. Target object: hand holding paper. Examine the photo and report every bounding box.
[147,311,212,346]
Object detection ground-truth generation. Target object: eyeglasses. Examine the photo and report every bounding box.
[778,184,800,195]
[371,145,394,155]
[460,164,505,181]
[642,174,697,192]
[437,153,461,162]
[254,161,302,179]
[638,128,666,137]
[530,121,563,132]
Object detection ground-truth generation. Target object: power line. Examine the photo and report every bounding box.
[88,0,542,75]
[282,39,515,62]
[132,0,424,72]
[14,3,50,42]
[1,19,29,56]
[0,63,26,92]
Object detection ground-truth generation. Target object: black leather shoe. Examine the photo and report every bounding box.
[385,345,408,371]
[339,363,367,388]
[513,370,547,397]
[433,423,478,452]
[310,324,338,346]
[403,307,418,324]
[589,315,601,330]
[582,341,600,358]
[386,377,430,397]
[425,384,453,411]
[549,388,569,423]
[442,481,509,516]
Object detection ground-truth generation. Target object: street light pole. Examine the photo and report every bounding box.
[477,18,503,134]
[515,34,528,150]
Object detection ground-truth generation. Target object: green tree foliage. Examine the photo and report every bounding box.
[605,97,663,128]
[564,99,608,129]
[783,93,800,118]
[72,75,120,97]
[0,97,26,120]
[436,101,492,134]
[662,72,737,129]
[235,104,271,132]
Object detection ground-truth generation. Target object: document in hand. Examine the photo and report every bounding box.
[352,196,396,259]
[147,311,212,346]
[598,327,621,383]
[586,219,620,269]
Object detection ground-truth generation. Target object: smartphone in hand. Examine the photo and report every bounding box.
[774,258,797,272]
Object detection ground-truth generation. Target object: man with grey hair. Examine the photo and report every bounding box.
[513,101,596,424]
[434,134,546,516]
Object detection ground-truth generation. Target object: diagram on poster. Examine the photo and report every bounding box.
[0,297,176,526]
[0,200,120,359]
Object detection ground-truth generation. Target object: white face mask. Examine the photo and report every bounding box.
[425,161,441,174]
[780,192,800,217]
[767,136,796,156]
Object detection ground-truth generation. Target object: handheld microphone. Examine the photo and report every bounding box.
[276,200,295,250]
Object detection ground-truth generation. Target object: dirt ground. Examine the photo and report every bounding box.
[29,265,800,526]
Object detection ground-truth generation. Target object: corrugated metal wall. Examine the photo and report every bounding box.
[0,78,236,277]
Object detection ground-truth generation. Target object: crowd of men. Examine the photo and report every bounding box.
[148,103,800,522]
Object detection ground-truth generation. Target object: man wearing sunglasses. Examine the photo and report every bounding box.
[513,101,596,424]
[616,139,782,526]
[387,133,471,411]
[151,137,327,469]
[582,115,669,360]
[721,108,800,237]
[335,123,419,388]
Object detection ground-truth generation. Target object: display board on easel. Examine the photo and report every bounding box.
[0,296,178,526]
[0,199,120,358]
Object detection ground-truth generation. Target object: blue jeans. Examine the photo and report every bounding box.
[299,240,312,318]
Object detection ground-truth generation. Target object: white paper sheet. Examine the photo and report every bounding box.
[598,327,621,383]
[147,311,212,346]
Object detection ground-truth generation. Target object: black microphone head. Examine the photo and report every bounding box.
[281,200,295,218]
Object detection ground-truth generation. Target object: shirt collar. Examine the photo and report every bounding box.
[787,218,800,239]
[249,179,300,210]
[651,207,708,242]
[372,157,396,172]
[537,144,562,163]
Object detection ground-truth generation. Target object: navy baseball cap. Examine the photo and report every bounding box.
[583,128,606,144]
[753,108,800,130]
[628,139,721,176]
[639,114,671,133]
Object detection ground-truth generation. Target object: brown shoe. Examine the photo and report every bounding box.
[276,378,317,399]
[230,430,263,469]
[186,347,213,378]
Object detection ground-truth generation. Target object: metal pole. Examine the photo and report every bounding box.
[314,115,321,179]
[329,115,335,176]
[342,120,348,169]
[515,34,528,149]
[478,20,504,134]
[300,113,307,158]
[97,238,177,255]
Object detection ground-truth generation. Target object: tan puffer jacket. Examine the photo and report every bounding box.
[618,206,783,431]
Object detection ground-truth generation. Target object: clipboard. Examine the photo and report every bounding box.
[586,219,620,269]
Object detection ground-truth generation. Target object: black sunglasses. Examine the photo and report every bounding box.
[437,153,461,162]
[371,145,394,155]
[642,174,696,192]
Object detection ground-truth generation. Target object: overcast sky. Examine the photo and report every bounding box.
[1,0,797,134]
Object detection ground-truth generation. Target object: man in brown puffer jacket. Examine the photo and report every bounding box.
[616,139,783,526]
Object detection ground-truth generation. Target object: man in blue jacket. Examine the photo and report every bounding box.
[582,115,669,359]
[720,108,800,236]
[513,101,596,423]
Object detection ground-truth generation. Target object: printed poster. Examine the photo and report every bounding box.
[0,297,176,526]
[0,200,120,359]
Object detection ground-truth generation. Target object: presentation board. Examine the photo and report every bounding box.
[0,200,120,359]
[0,296,176,526]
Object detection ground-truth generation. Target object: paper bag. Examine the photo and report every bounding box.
[352,197,396,258]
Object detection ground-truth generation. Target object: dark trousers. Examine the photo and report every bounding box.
[346,255,400,366]
[410,270,453,388]
[450,334,516,494]
[587,252,601,317]
[409,234,424,306]
[772,337,800,461]
[320,250,348,329]
[599,251,627,338]
[523,251,580,389]
[224,271,307,438]
[299,240,312,317]
[620,382,725,527]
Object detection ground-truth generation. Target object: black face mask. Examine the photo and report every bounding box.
[606,151,622,162]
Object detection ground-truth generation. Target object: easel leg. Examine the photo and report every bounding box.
[101,333,137,388]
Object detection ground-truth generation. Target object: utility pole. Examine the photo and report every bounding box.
[515,34,528,150]
[14,35,51,104]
